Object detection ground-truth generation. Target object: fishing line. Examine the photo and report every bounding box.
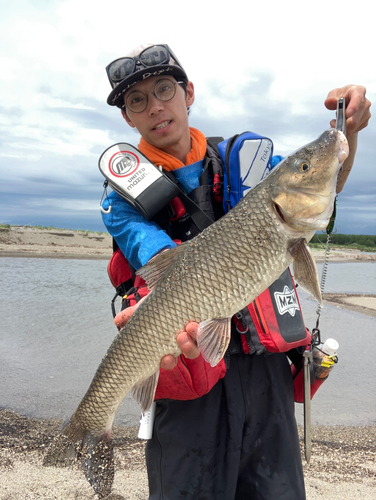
[312,96,345,344]
[315,196,337,330]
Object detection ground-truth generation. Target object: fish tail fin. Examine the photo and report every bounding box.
[43,415,86,467]
[43,415,114,498]
[82,432,114,498]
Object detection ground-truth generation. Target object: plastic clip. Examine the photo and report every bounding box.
[100,180,112,214]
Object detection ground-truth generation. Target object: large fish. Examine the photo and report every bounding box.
[44,129,348,497]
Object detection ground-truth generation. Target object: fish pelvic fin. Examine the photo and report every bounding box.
[43,415,114,499]
[132,370,160,414]
[136,243,188,290]
[197,317,232,367]
[289,238,322,305]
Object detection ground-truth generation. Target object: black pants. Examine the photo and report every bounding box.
[146,352,305,500]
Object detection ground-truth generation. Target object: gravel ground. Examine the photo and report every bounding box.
[1,409,375,499]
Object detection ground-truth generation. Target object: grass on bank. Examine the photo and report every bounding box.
[309,233,376,253]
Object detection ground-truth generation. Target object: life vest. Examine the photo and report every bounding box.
[148,137,225,242]
[104,132,311,355]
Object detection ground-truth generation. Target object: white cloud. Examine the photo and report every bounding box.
[30,197,98,211]
[0,0,375,233]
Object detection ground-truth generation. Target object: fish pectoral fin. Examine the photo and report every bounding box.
[136,243,188,290]
[131,370,160,414]
[289,238,322,305]
[197,317,232,367]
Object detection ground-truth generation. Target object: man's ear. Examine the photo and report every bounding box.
[121,108,136,128]
[186,81,195,108]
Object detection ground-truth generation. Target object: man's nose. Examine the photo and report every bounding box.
[148,94,164,115]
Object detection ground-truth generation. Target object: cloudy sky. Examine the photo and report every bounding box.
[1,0,375,234]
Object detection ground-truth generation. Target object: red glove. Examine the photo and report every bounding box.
[155,354,226,401]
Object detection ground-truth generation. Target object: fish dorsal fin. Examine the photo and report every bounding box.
[136,243,188,290]
[197,317,232,367]
[289,238,322,305]
[131,370,160,415]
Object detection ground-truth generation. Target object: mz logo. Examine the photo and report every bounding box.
[274,286,300,317]
[110,152,138,177]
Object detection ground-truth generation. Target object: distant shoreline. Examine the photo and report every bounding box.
[0,226,113,260]
[1,226,375,317]
[1,226,375,262]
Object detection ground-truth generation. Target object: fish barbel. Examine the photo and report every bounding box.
[44,129,348,497]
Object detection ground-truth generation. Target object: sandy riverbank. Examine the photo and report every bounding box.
[0,409,375,500]
[0,226,114,260]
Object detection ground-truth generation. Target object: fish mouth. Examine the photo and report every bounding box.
[338,131,349,164]
[274,202,287,224]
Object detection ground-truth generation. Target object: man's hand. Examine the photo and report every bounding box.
[324,84,371,136]
[114,299,200,370]
[324,85,371,192]
[160,322,200,370]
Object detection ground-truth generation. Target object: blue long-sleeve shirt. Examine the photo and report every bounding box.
[101,192,176,271]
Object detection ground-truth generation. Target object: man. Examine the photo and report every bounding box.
[102,44,371,499]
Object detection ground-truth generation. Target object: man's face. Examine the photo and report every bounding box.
[122,75,194,154]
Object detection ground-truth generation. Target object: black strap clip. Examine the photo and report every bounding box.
[111,284,136,319]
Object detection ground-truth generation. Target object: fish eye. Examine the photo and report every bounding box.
[295,160,311,173]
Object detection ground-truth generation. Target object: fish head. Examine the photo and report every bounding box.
[270,129,349,232]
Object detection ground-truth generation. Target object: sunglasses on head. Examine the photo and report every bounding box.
[106,45,179,87]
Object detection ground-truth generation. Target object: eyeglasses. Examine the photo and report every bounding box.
[106,45,179,87]
[124,79,184,113]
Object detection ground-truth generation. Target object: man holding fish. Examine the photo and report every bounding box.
[44,45,371,499]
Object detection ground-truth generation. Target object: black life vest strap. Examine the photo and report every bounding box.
[162,136,225,231]
[165,136,225,230]
[163,170,214,231]
[224,134,240,212]
[202,137,224,185]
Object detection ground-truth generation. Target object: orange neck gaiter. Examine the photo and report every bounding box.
[138,127,207,172]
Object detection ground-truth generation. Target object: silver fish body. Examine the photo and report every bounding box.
[44,129,348,497]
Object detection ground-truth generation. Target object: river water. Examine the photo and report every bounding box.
[0,257,375,427]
